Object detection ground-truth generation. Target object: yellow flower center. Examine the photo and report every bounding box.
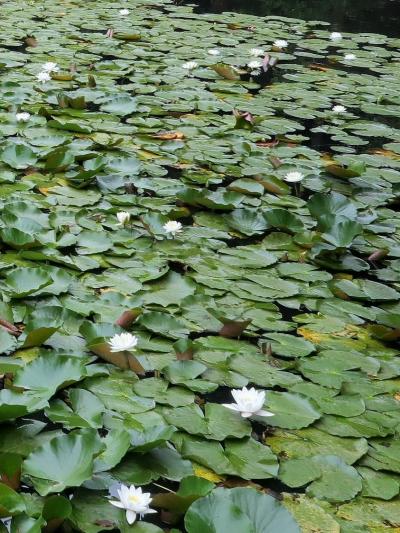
[129,495,140,504]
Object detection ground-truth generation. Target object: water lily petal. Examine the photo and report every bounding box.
[110,500,125,509]
[222,403,241,411]
[143,507,157,514]
[126,510,137,525]
[256,409,275,417]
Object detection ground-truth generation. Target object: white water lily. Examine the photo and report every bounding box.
[16,112,31,122]
[283,171,304,183]
[330,32,342,41]
[249,47,264,57]
[109,484,156,525]
[119,8,130,15]
[108,332,138,352]
[116,211,131,225]
[332,104,347,113]
[42,62,59,73]
[163,220,183,236]
[36,71,51,83]
[344,53,356,60]
[273,39,288,48]
[207,49,220,56]
[247,60,262,69]
[182,61,198,70]
[223,387,274,418]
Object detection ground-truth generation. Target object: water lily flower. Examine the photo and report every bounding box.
[247,60,262,69]
[249,47,265,57]
[332,104,347,113]
[36,71,51,83]
[109,484,156,525]
[223,387,274,418]
[16,112,31,122]
[330,32,342,41]
[207,49,221,56]
[233,109,254,126]
[344,53,356,60]
[42,62,59,73]
[119,8,130,15]
[273,39,288,49]
[108,332,138,352]
[163,220,183,236]
[283,171,304,183]
[116,211,131,225]
[182,61,198,70]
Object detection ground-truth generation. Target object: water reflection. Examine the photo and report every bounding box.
[193,0,400,36]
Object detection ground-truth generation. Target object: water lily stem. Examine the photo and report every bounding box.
[152,482,175,493]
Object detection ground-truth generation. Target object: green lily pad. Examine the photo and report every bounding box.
[185,487,300,533]
[23,430,100,496]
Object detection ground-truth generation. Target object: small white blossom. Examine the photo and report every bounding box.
[182,61,198,70]
[163,220,183,236]
[283,171,305,183]
[16,112,31,122]
[119,8,130,15]
[249,48,265,57]
[330,32,342,41]
[273,39,288,49]
[344,53,356,60]
[223,387,274,418]
[36,71,51,83]
[207,49,221,56]
[247,60,262,69]
[332,105,347,114]
[42,62,59,73]
[108,332,138,352]
[109,484,156,525]
[116,211,131,225]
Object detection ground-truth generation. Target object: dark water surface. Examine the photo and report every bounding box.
[190,0,400,36]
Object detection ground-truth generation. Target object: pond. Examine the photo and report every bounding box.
[0,0,399,532]
[192,0,400,36]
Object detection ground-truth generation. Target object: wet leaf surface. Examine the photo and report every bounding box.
[0,0,399,530]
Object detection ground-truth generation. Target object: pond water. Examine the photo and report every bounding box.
[192,0,400,36]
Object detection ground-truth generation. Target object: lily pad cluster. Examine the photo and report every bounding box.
[0,0,399,531]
